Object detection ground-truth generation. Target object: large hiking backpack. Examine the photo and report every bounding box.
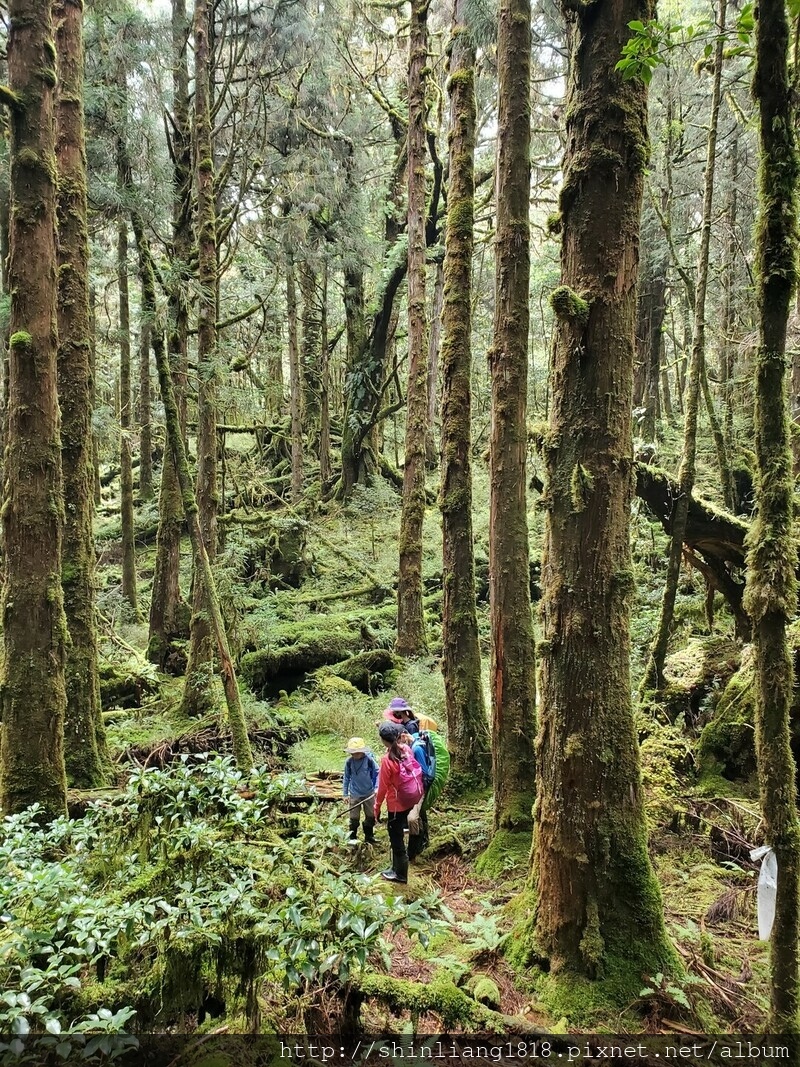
[393,752,425,809]
[421,731,450,812]
[416,731,437,789]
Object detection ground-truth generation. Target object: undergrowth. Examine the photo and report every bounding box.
[0,756,442,1056]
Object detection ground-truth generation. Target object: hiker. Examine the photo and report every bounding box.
[382,696,420,735]
[406,715,450,862]
[342,737,379,844]
[373,721,424,883]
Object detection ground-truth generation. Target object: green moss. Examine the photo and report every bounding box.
[9,330,33,348]
[546,212,562,235]
[569,463,594,512]
[550,285,590,324]
[471,976,501,1009]
[475,829,531,878]
[696,654,756,783]
[579,899,604,976]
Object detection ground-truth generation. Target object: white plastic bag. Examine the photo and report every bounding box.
[750,845,778,940]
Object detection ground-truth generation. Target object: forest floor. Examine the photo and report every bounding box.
[73,450,775,1036]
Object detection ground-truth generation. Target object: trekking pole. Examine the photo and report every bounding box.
[340,790,376,819]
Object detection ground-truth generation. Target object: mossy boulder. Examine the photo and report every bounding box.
[660,635,741,725]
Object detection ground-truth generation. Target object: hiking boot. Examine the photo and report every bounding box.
[363,818,376,845]
[380,870,408,884]
[348,818,359,843]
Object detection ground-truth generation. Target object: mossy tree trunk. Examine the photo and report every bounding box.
[117,218,139,617]
[440,1,490,788]
[339,129,407,499]
[287,260,304,504]
[147,0,191,667]
[534,0,673,978]
[55,0,109,786]
[0,195,8,492]
[634,251,667,442]
[746,0,800,1031]
[641,0,726,693]
[138,301,153,502]
[701,355,736,512]
[721,131,739,474]
[182,0,218,717]
[90,287,101,505]
[319,260,332,484]
[131,213,254,774]
[299,262,321,458]
[396,0,430,658]
[0,0,68,817]
[487,0,536,832]
[425,256,444,469]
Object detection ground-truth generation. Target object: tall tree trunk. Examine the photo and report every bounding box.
[117,219,139,616]
[701,355,736,511]
[425,256,444,468]
[487,0,536,835]
[55,0,109,787]
[130,214,253,774]
[396,0,430,658]
[287,261,304,503]
[746,0,800,1031]
[440,1,490,788]
[319,261,332,484]
[90,286,101,506]
[0,195,9,495]
[1,0,68,817]
[138,298,153,502]
[534,0,673,981]
[300,263,321,457]
[721,130,739,465]
[147,0,191,667]
[641,0,726,692]
[637,257,667,442]
[182,0,218,716]
[340,265,371,494]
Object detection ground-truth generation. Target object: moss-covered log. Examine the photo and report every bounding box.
[99,661,161,710]
[311,649,400,694]
[55,0,110,787]
[240,633,393,695]
[352,973,548,1035]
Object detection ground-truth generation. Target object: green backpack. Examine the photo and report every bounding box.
[421,731,450,812]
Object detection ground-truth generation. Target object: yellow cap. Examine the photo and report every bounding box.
[345,737,367,753]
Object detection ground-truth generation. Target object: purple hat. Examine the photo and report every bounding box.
[389,697,411,712]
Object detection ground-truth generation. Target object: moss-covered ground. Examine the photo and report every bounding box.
[66,445,777,1037]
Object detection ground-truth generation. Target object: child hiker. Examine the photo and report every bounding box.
[373,721,424,883]
[342,737,379,844]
